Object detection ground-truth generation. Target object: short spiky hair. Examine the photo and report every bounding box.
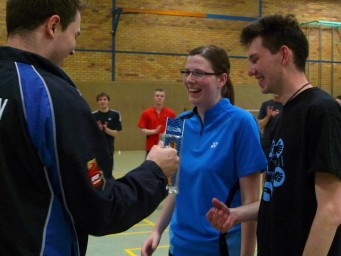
[96,92,110,101]
[240,14,308,72]
[154,88,164,93]
[6,0,85,35]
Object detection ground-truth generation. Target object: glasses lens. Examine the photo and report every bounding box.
[181,70,217,79]
[180,70,190,77]
[192,70,206,77]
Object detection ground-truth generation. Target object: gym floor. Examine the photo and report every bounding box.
[85,150,257,256]
[85,150,170,256]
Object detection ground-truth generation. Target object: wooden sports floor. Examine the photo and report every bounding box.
[85,150,258,256]
[86,150,170,256]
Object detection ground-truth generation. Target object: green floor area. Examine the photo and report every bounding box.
[85,150,257,256]
[86,204,169,256]
[86,151,170,256]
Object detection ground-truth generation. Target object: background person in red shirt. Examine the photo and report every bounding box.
[138,88,176,154]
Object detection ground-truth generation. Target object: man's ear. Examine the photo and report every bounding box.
[280,45,292,65]
[46,15,60,38]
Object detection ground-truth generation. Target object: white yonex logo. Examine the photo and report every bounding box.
[210,142,219,148]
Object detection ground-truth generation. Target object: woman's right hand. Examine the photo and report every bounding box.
[141,231,161,256]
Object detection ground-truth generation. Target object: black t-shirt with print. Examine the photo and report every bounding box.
[257,87,341,256]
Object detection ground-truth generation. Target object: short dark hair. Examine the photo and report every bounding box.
[336,95,341,100]
[240,14,308,72]
[188,45,235,104]
[154,88,164,93]
[6,0,85,35]
[96,92,110,101]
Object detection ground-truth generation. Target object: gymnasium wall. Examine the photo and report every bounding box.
[1,1,341,150]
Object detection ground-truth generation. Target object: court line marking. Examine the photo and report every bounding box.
[143,218,156,226]
[107,228,169,237]
[124,245,170,256]
[105,218,168,236]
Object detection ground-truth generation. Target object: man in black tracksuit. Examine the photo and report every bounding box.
[0,1,178,255]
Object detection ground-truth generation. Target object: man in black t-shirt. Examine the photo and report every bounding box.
[93,92,122,178]
[206,14,341,256]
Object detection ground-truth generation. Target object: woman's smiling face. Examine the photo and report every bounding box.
[183,55,224,112]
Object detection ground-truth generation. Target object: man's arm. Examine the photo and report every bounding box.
[139,125,161,136]
[239,172,261,256]
[95,120,119,138]
[103,111,122,138]
[303,172,341,255]
[258,106,280,130]
[137,110,161,136]
[104,126,119,138]
[258,114,271,130]
[206,198,260,233]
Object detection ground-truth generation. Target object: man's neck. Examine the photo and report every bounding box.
[7,30,47,58]
[100,107,109,113]
[154,104,163,112]
[276,72,309,105]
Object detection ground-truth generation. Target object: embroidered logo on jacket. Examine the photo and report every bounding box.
[87,159,106,190]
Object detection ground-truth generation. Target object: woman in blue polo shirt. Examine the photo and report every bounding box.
[141,45,267,256]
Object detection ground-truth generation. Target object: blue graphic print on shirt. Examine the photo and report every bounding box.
[263,138,286,202]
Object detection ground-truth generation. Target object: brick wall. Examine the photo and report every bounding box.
[1,0,341,149]
[1,1,341,86]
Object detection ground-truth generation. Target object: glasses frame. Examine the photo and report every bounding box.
[180,69,220,79]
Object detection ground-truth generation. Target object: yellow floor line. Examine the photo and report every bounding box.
[108,231,152,236]
[108,229,169,237]
[124,245,170,256]
[143,218,156,226]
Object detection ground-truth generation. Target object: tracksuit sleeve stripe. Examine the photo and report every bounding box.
[16,62,80,256]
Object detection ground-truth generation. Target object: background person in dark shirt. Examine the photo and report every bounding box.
[93,92,122,178]
[257,94,282,159]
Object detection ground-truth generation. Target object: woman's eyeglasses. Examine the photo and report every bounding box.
[180,70,219,79]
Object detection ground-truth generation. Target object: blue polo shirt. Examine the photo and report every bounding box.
[169,98,267,256]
